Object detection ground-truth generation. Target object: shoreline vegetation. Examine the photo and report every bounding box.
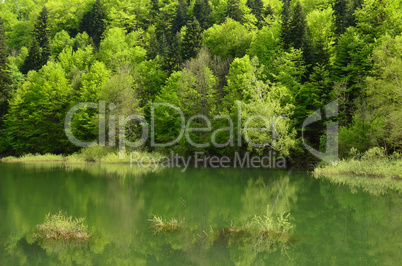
[314,147,402,194]
[314,147,402,179]
[0,146,165,164]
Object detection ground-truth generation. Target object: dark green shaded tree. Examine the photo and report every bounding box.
[0,17,11,126]
[34,7,51,67]
[225,0,244,22]
[281,0,291,49]
[80,0,106,48]
[21,7,51,74]
[164,32,182,72]
[20,38,41,74]
[181,19,203,61]
[333,0,347,35]
[289,1,313,72]
[246,0,264,22]
[171,0,188,35]
[332,28,372,124]
[193,0,212,30]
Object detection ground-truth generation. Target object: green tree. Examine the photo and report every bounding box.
[33,7,51,67]
[332,27,372,124]
[281,0,292,49]
[80,0,106,48]
[20,7,51,74]
[364,34,402,151]
[204,18,253,60]
[246,0,264,23]
[225,0,244,22]
[180,18,203,62]
[193,0,212,29]
[289,1,312,70]
[0,16,11,126]
[171,0,188,35]
[224,55,296,155]
[333,0,347,35]
[20,38,41,74]
[4,62,76,154]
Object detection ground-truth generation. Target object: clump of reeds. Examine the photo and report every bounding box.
[33,211,90,241]
[149,215,183,233]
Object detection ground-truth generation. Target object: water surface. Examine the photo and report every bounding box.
[0,163,401,265]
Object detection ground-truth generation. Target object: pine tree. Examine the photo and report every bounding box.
[181,18,203,61]
[246,0,264,22]
[193,0,212,29]
[225,0,244,23]
[21,38,41,74]
[289,1,312,72]
[281,0,291,49]
[165,32,182,72]
[0,17,11,125]
[80,0,106,48]
[333,0,347,35]
[289,1,308,50]
[21,7,51,74]
[171,0,188,35]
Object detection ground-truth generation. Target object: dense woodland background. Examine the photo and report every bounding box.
[0,0,401,162]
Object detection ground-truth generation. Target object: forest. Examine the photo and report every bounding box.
[0,0,401,163]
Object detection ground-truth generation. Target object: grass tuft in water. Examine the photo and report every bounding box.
[33,211,90,241]
[149,215,183,233]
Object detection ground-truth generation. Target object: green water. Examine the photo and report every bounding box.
[0,163,401,265]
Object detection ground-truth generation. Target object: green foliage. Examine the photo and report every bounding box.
[225,0,244,22]
[80,0,106,48]
[4,62,76,155]
[51,30,73,58]
[0,16,12,125]
[314,147,402,180]
[193,0,212,29]
[225,55,296,155]
[180,18,203,62]
[171,0,188,35]
[98,27,147,72]
[80,146,112,161]
[21,7,51,74]
[0,0,401,162]
[204,18,253,60]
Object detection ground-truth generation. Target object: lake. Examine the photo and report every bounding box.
[0,162,401,265]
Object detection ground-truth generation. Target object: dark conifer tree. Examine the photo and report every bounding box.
[181,18,203,61]
[21,39,42,75]
[289,1,313,72]
[80,0,106,48]
[171,0,188,35]
[147,32,160,60]
[333,0,347,35]
[281,0,291,49]
[21,7,51,74]
[165,32,182,72]
[193,0,212,30]
[247,0,264,22]
[225,0,244,22]
[0,17,11,125]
